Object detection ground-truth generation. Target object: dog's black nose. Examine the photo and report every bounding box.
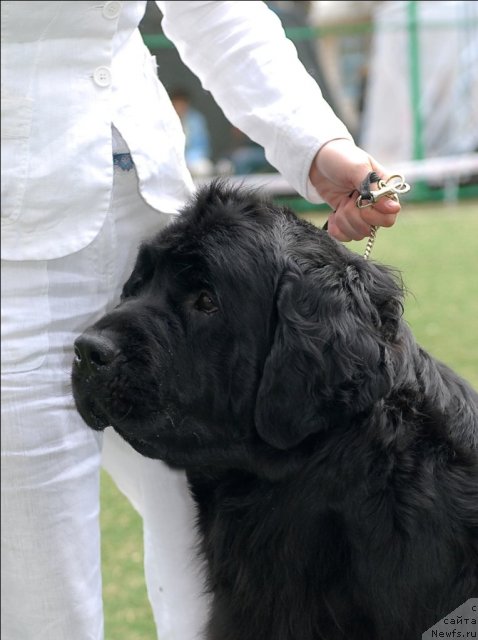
[74,331,120,372]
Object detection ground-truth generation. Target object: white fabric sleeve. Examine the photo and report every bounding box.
[156,0,353,202]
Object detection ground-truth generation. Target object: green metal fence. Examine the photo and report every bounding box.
[142,1,478,208]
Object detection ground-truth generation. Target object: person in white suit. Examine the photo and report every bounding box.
[1,2,400,639]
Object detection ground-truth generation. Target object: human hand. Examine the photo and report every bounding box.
[309,139,401,242]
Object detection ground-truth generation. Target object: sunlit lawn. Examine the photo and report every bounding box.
[101,198,478,639]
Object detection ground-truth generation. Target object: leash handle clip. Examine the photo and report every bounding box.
[356,174,411,209]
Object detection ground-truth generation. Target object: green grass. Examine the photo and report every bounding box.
[101,199,478,639]
[100,473,156,639]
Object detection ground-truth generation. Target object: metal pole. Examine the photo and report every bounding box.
[407,0,425,161]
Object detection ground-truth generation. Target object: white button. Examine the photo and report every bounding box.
[103,1,121,19]
[93,66,112,87]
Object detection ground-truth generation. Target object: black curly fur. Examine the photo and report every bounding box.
[73,181,478,640]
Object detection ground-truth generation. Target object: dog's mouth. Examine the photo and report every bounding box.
[72,363,141,433]
[113,426,170,459]
[73,385,174,460]
[73,395,111,432]
[82,411,168,459]
[72,377,124,433]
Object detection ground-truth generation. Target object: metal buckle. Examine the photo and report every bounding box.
[356,174,411,209]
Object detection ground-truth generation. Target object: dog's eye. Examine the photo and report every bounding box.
[194,291,218,314]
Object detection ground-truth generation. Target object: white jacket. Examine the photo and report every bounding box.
[1,0,351,261]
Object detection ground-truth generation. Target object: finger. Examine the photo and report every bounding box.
[360,200,400,229]
[325,214,351,242]
[366,158,390,184]
[327,206,372,242]
[373,194,401,215]
[365,160,403,219]
[342,196,377,238]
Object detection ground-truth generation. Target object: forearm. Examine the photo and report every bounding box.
[157,0,352,199]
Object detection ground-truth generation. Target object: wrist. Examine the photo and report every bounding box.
[309,138,357,182]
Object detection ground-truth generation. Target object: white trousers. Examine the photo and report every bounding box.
[1,166,209,640]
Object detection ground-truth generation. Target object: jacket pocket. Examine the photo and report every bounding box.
[1,95,33,224]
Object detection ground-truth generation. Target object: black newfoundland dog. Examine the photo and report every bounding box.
[72,181,477,640]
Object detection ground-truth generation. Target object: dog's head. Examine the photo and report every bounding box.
[72,181,405,467]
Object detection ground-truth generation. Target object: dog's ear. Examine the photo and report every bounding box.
[121,244,156,300]
[254,232,403,450]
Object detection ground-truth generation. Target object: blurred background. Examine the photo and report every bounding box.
[139,0,478,205]
[102,2,478,637]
